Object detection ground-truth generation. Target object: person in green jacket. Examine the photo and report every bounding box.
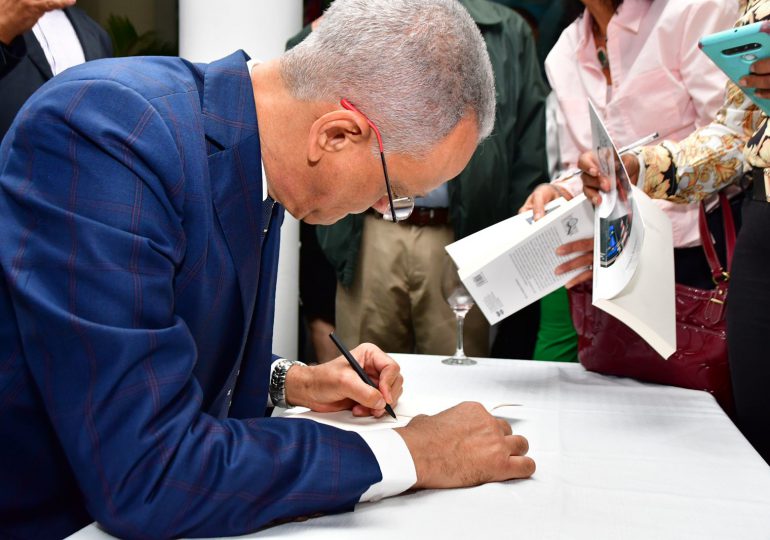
[289,0,549,359]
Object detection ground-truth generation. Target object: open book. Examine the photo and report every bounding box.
[445,101,676,359]
[588,102,676,359]
[445,194,594,325]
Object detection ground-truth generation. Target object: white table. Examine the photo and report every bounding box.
[70,355,770,540]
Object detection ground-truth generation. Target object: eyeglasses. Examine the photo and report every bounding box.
[340,99,415,222]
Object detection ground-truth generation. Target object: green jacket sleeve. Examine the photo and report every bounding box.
[504,14,549,215]
[449,8,549,239]
[316,214,365,288]
[285,24,313,51]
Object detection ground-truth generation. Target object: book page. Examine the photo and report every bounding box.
[593,186,676,358]
[589,101,645,300]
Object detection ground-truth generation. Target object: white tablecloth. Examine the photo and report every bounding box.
[69,355,770,540]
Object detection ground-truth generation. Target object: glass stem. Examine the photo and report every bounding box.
[454,312,467,359]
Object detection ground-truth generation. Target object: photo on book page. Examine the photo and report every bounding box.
[588,101,644,300]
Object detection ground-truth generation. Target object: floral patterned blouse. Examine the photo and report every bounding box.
[640,0,770,203]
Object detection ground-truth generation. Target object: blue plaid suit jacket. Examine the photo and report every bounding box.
[0,51,381,539]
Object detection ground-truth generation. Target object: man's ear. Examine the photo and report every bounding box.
[307,110,371,163]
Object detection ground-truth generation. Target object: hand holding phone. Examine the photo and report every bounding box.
[700,21,770,114]
[738,57,770,99]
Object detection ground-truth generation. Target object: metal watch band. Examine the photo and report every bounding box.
[269,359,306,409]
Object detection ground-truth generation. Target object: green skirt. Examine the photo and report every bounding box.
[533,287,578,362]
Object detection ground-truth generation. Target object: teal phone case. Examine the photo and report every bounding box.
[700,21,770,115]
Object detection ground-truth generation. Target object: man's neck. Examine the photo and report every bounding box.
[249,60,306,217]
[250,60,344,221]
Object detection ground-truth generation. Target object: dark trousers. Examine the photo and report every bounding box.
[727,197,770,464]
[491,301,540,360]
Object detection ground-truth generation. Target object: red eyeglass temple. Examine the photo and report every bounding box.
[340,98,399,222]
[340,98,384,153]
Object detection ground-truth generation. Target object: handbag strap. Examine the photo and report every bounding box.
[698,191,735,323]
[720,191,737,271]
[697,191,736,281]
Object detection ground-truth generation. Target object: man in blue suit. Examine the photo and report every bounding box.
[0,0,535,538]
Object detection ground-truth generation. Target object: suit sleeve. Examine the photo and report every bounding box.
[0,78,381,538]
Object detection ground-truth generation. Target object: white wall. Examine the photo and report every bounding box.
[179,0,303,360]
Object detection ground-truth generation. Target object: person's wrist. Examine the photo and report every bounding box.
[270,359,308,408]
[394,421,432,490]
[626,153,641,185]
[284,363,313,408]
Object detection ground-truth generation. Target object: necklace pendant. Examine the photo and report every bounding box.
[597,46,610,70]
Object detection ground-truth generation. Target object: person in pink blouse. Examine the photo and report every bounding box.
[576,0,770,466]
[519,0,739,360]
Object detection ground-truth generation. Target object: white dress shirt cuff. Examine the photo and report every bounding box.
[358,429,417,502]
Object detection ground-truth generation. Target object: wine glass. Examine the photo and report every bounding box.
[441,258,477,366]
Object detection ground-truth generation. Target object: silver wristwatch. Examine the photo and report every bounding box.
[269,359,306,409]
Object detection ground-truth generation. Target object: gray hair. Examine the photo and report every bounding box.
[280,0,495,156]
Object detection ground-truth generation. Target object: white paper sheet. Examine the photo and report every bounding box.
[587,101,676,358]
[589,100,644,300]
[276,399,522,432]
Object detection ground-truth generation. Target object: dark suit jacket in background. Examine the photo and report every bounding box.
[0,6,113,140]
[0,51,381,539]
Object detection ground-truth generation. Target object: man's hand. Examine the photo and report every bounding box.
[740,58,770,99]
[519,182,572,221]
[285,343,403,417]
[555,238,593,288]
[578,151,639,205]
[0,0,76,45]
[395,402,535,489]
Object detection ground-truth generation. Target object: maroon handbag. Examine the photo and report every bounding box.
[568,192,735,411]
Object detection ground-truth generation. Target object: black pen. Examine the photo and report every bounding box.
[329,333,397,419]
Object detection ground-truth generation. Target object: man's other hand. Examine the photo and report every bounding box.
[0,0,76,45]
[285,343,403,417]
[555,238,593,288]
[519,182,572,221]
[395,402,535,489]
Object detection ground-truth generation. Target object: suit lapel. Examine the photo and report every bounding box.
[64,7,103,61]
[202,52,265,331]
[22,32,53,80]
[23,7,100,81]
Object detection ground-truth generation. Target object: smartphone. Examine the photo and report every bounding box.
[700,21,770,115]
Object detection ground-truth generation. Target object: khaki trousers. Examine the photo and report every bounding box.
[335,214,489,356]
